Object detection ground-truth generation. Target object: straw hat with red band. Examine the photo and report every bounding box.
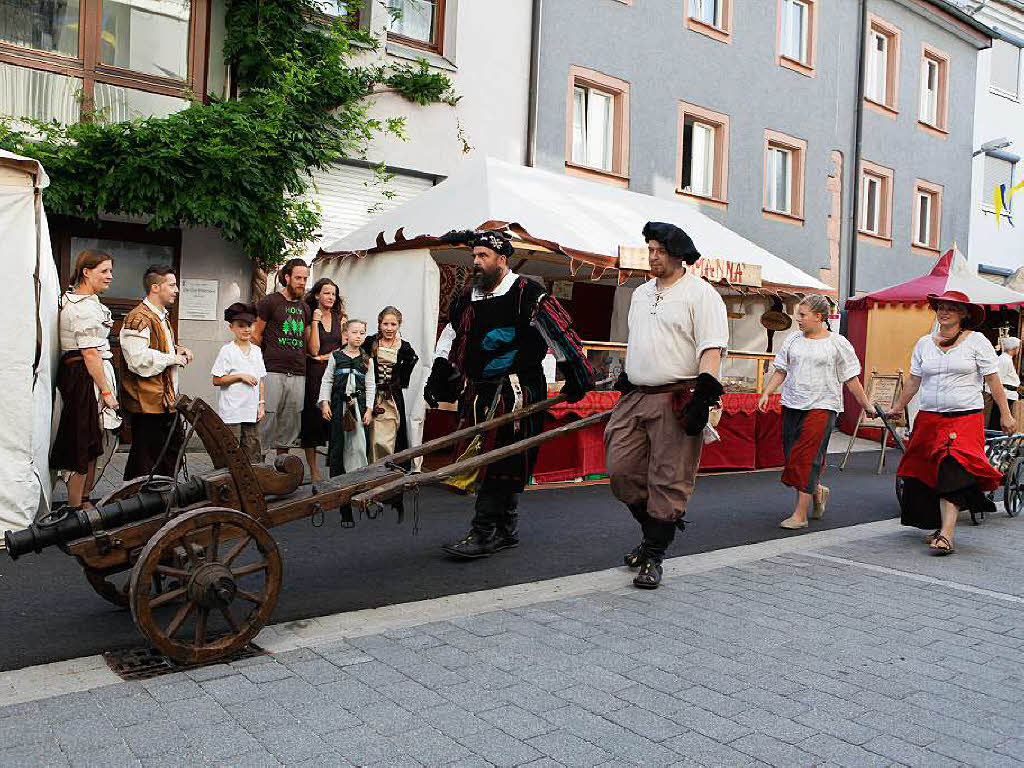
[926,290,985,329]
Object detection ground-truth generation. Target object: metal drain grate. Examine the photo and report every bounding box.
[104,642,265,681]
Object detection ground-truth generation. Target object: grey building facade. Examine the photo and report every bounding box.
[530,0,990,297]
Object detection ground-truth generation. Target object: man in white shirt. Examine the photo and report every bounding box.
[603,222,729,589]
[986,336,1020,429]
[119,265,193,480]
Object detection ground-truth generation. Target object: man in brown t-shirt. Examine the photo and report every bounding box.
[253,258,311,461]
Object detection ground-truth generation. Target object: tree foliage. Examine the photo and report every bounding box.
[0,0,454,269]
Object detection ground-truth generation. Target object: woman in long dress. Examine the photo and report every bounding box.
[362,305,419,465]
[51,250,120,509]
[888,291,1015,555]
[300,278,343,482]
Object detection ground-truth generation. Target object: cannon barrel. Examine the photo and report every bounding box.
[4,478,208,559]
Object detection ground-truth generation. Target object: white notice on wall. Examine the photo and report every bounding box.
[179,279,220,321]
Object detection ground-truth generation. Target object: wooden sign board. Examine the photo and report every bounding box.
[617,245,649,271]
[862,371,904,428]
[693,258,763,288]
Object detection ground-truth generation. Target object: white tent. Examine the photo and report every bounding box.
[0,150,60,533]
[319,156,832,293]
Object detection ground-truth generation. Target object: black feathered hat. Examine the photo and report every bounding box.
[469,229,514,258]
[641,222,701,265]
[224,302,257,324]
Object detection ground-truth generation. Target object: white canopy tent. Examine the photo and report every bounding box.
[318,156,832,294]
[0,150,60,533]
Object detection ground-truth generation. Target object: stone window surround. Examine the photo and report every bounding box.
[865,13,902,120]
[912,178,943,255]
[918,43,950,138]
[762,128,807,226]
[683,0,733,45]
[564,65,631,188]
[676,101,730,209]
[776,0,817,78]
[858,159,895,247]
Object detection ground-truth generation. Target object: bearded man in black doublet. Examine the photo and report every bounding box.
[425,229,594,559]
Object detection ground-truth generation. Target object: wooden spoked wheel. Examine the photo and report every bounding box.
[129,507,282,665]
[84,476,177,608]
[1004,457,1024,518]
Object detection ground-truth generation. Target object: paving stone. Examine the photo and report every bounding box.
[119,720,186,759]
[67,743,141,768]
[730,732,822,767]
[286,658,347,685]
[99,694,165,728]
[55,716,122,753]
[503,684,566,714]
[37,692,98,723]
[356,700,423,732]
[927,735,1021,767]
[664,731,765,767]
[455,727,541,766]
[143,679,204,703]
[862,734,960,767]
[438,682,510,712]
[382,678,448,710]
[417,704,491,739]
[159,695,231,728]
[186,721,263,761]
[271,647,321,666]
[799,734,891,768]
[670,704,751,742]
[605,705,687,742]
[238,662,294,684]
[479,704,555,739]
[0,739,69,768]
[253,724,332,764]
[321,726,407,764]
[290,697,362,734]
[186,663,237,682]
[317,678,378,708]
[675,685,749,717]
[391,725,473,764]
[200,674,265,706]
[793,711,877,745]
[0,713,54,748]
[524,730,610,767]
[553,684,625,715]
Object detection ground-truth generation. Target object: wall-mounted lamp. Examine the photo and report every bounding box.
[973,137,1013,157]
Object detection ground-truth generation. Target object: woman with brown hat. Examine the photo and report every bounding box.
[887,290,1015,555]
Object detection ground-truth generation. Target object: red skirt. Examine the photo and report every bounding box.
[897,410,1001,492]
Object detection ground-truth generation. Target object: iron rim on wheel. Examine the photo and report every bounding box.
[129,507,282,665]
[1005,457,1024,518]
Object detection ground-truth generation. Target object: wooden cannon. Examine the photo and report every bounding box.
[4,392,610,665]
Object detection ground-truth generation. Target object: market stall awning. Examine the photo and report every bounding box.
[846,248,1024,310]
[317,156,832,294]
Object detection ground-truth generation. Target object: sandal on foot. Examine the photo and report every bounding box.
[632,560,663,589]
[811,485,830,520]
[624,545,644,569]
[779,515,808,530]
[923,530,940,545]
[929,534,955,556]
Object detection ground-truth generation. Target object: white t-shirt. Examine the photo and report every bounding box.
[211,342,267,424]
[624,273,730,386]
[910,332,999,413]
[773,332,861,413]
[985,353,1020,402]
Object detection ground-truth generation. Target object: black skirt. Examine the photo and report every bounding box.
[299,319,342,448]
[50,352,104,474]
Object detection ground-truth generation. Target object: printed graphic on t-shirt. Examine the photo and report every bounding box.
[276,306,307,350]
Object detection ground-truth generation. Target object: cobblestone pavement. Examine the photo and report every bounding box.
[2,514,1022,767]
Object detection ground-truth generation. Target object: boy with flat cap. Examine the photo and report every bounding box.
[211,302,267,462]
[604,222,729,588]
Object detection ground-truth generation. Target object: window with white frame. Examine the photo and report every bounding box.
[860,173,885,234]
[915,190,932,246]
[991,39,1021,97]
[983,155,1014,212]
[691,0,721,27]
[765,145,793,215]
[682,118,716,197]
[920,58,938,124]
[572,85,615,172]
[866,31,888,103]
[781,0,809,63]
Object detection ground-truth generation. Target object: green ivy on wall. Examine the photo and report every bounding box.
[0,0,455,270]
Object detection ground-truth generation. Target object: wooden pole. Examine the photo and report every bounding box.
[353,409,614,508]
[372,377,613,470]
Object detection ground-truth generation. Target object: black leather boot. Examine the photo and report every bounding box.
[633,517,676,589]
[624,502,648,568]
[495,501,520,551]
[442,528,498,559]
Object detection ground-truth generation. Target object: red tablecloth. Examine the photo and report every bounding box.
[421,390,785,482]
[533,390,784,483]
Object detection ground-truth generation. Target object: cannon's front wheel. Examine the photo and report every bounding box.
[129,507,282,665]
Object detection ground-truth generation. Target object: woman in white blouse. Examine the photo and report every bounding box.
[888,291,1014,555]
[984,336,1020,430]
[759,295,875,530]
[50,251,119,510]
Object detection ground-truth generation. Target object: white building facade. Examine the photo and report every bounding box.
[966,0,1024,278]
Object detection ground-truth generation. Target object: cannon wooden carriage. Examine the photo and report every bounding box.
[5,393,610,665]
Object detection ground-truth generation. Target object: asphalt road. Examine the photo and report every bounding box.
[0,451,900,671]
